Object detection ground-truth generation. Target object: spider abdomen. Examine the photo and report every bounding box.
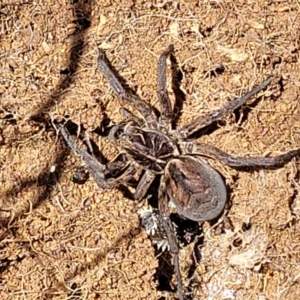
[165,156,227,221]
[121,125,178,173]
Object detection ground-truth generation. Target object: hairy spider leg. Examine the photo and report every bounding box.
[60,125,107,187]
[158,179,184,300]
[60,125,136,188]
[157,44,174,129]
[98,49,158,128]
[178,76,273,138]
[134,170,156,200]
[119,107,144,126]
[133,45,176,200]
[181,142,300,167]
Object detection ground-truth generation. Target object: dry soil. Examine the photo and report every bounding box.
[1,1,300,299]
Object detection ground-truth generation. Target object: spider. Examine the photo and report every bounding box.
[58,45,300,300]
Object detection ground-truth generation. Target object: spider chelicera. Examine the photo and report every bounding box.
[58,45,300,300]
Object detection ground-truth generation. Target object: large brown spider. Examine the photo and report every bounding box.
[58,45,300,300]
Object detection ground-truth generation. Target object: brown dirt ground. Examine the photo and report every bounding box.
[1,0,300,299]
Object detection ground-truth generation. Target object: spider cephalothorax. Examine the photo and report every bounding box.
[58,45,300,300]
[118,124,179,174]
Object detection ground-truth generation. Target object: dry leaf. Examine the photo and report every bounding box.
[99,14,107,28]
[217,45,249,62]
[42,41,51,52]
[248,20,265,29]
[169,22,180,36]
